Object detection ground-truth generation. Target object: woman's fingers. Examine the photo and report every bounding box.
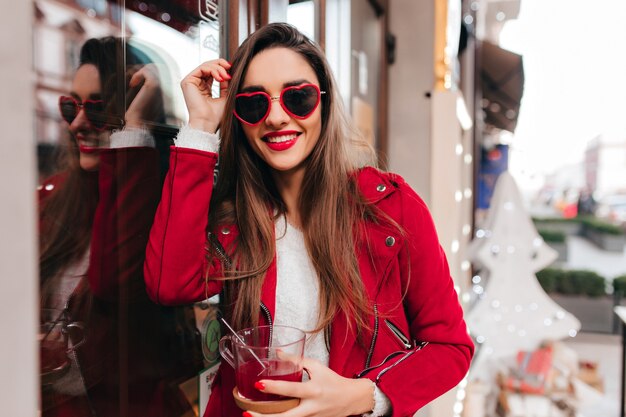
[181,59,231,132]
[211,64,231,82]
[181,61,231,103]
[129,69,144,88]
[256,379,319,400]
[219,80,230,97]
[124,64,163,127]
[183,60,231,85]
[256,358,323,398]
[300,357,323,376]
[129,64,159,88]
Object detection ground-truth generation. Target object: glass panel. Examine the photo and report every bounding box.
[287,0,316,42]
[350,0,381,149]
[35,1,222,415]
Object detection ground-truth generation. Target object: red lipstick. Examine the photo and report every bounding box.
[262,130,300,152]
[78,144,101,154]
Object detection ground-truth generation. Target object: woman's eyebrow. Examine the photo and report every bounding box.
[68,92,103,101]
[239,79,314,94]
[283,79,312,88]
[239,85,265,93]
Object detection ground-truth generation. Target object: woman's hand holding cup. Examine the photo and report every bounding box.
[181,58,231,133]
[248,357,375,417]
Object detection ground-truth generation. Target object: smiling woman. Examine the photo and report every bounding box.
[144,22,474,417]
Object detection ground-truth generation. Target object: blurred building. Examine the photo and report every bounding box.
[585,133,626,198]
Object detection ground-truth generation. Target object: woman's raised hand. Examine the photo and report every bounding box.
[246,358,375,417]
[180,59,231,133]
[125,64,163,129]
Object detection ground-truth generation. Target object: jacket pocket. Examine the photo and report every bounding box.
[383,319,412,350]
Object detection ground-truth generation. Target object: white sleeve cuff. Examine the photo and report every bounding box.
[109,126,155,148]
[174,124,220,153]
[362,383,392,417]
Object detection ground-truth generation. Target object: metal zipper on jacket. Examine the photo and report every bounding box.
[207,231,232,268]
[324,325,331,352]
[384,319,412,349]
[375,341,428,383]
[356,350,405,378]
[364,303,379,369]
[260,301,273,344]
[208,232,273,343]
[260,301,273,327]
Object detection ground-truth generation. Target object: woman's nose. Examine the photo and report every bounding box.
[69,107,90,131]
[264,97,290,128]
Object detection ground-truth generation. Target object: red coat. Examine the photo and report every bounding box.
[145,146,474,417]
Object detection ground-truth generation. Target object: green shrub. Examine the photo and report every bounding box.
[536,268,607,297]
[613,275,626,295]
[537,268,560,293]
[566,270,605,297]
[537,229,566,243]
[532,217,579,224]
[554,270,575,295]
[580,217,624,236]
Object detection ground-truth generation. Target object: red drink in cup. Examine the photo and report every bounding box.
[219,325,305,404]
[236,358,303,401]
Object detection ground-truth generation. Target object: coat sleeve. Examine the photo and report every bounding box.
[366,176,474,417]
[143,146,224,305]
[87,146,161,302]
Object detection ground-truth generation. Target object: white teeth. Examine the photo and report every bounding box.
[79,137,99,147]
[266,133,298,143]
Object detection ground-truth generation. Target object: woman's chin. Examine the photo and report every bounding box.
[79,154,100,171]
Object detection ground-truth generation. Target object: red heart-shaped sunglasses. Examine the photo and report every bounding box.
[234,83,326,126]
[58,96,107,131]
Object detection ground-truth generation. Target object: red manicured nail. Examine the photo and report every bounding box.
[254,381,265,391]
[242,412,252,417]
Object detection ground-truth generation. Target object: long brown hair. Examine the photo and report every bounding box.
[209,23,379,333]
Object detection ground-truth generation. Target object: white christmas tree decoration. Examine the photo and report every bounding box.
[466,172,581,371]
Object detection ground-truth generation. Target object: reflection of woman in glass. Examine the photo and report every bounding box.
[39,37,200,416]
[146,23,473,417]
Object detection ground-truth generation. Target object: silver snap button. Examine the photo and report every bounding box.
[221,227,231,235]
[376,184,387,192]
[385,236,396,247]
